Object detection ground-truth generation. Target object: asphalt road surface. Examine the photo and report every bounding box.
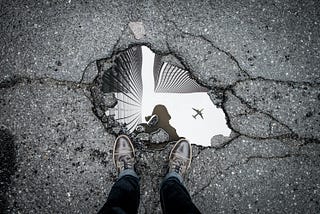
[1,0,319,213]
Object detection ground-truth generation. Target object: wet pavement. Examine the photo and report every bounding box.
[1,0,320,213]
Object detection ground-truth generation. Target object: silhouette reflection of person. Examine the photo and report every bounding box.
[144,104,180,142]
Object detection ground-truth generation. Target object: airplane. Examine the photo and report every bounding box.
[192,108,204,119]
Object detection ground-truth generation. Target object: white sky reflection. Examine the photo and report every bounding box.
[140,46,230,146]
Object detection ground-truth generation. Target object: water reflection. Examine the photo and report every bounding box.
[135,104,181,143]
[101,46,231,146]
[101,46,143,131]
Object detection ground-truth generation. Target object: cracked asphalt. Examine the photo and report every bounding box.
[1,0,320,213]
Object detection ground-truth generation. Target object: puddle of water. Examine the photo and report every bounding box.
[141,46,230,146]
[104,46,231,146]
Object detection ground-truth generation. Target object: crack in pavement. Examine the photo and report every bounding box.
[0,76,91,90]
[164,41,217,92]
[211,134,241,150]
[161,19,318,146]
[228,89,295,134]
[78,60,98,84]
[191,152,306,198]
[164,19,320,87]
[230,81,319,139]
[296,138,320,149]
[218,89,294,143]
[110,29,126,56]
[164,19,251,79]
[77,24,128,84]
[218,78,319,141]
[234,76,320,88]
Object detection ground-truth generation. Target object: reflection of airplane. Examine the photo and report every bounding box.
[192,108,204,119]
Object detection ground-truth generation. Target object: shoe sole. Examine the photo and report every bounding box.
[169,138,192,170]
[112,134,135,168]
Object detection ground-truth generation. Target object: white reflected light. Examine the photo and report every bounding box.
[140,46,231,146]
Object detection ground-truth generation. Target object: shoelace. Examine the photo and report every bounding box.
[172,158,184,174]
[119,155,133,170]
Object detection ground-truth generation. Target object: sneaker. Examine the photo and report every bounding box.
[168,139,192,177]
[146,114,159,127]
[113,135,135,174]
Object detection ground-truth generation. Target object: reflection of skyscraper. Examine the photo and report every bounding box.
[101,46,208,132]
[153,55,208,93]
[102,46,143,131]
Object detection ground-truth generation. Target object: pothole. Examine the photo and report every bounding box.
[93,45,231,147]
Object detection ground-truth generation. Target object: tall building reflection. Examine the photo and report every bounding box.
[101,46,143,131]
[153,54,208,93]
[101,46,208,132]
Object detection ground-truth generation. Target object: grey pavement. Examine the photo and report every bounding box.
[1,0,320,213]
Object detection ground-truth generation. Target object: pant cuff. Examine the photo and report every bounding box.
[163,171,183,184]
[118,169,139,180]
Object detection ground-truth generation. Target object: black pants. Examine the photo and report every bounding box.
[98,175,201,214]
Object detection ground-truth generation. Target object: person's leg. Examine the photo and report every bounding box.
[98,135,140,214]
[98,170,140,214]
[160,172,200,214]
[160,139,201,214]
